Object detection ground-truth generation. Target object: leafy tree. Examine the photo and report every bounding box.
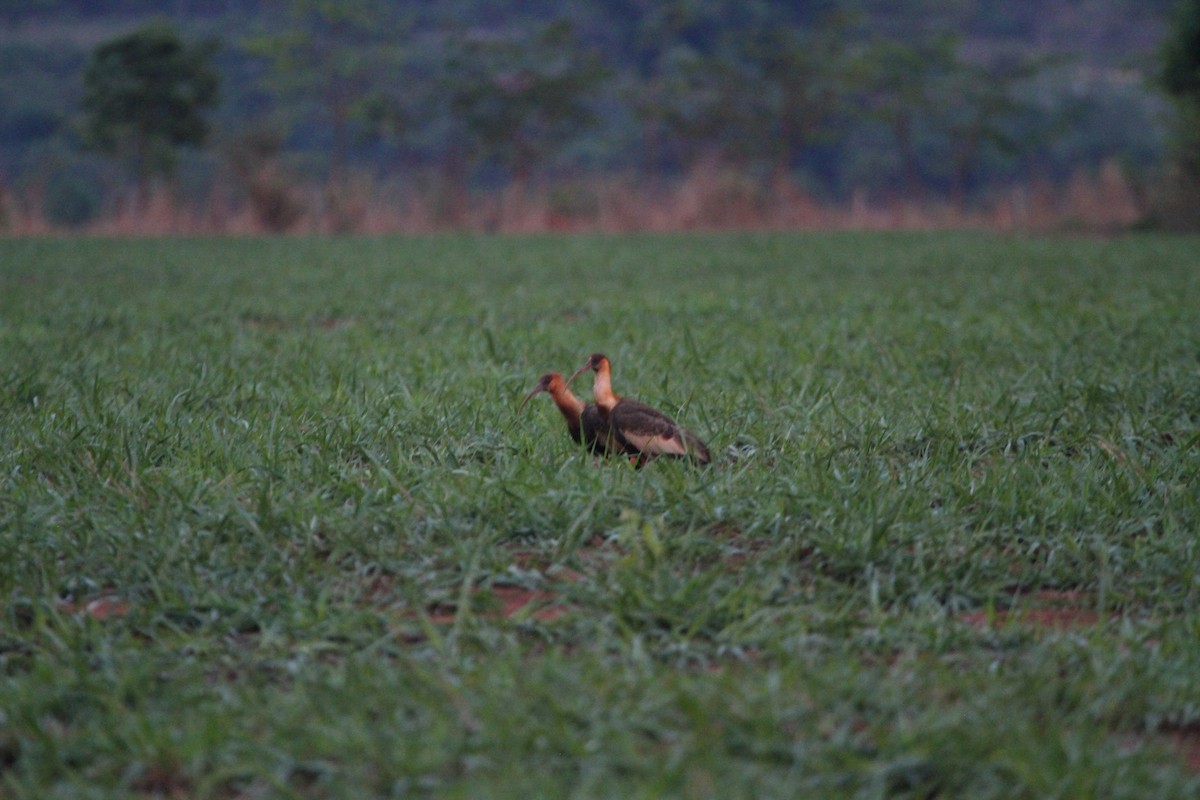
[848,33,1050,205]
[81,23,219,206]
[628,2,759,172]
[442,18,608,189]
[739,7,855,179]
[1157,0,1200,227]
[846,34,957,201]
[245,0,412,189]
[1160,0,1200,100]
[642,43,744,169]
[631,3,852,177]
[934,50,1050,206]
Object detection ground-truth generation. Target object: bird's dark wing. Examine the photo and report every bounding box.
[580,403,620,456]
[611,399,708,461]
[563,416,584,446]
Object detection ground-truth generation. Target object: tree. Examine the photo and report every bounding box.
[245,0,412,192]
[628,2,758,172]
[81,23,219,207]
[846,33,1050,206]
[641,42,747,169]
[1160,0,1200,101]
[846,34,957,201]
[934,50,1050,206]
[740,7,854,180]
[1157,0,1200,227]
[630,2,851,177]
[442,18,608,190]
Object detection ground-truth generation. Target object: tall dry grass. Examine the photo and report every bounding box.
[0,158,1148,237]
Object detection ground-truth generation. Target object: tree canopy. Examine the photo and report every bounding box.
[1160,0,1200,101]
[0,0,1175,215]
[1156,0,1200,227]
[81,22,219,201]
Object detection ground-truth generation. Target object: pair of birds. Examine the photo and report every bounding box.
[519,352,711,466]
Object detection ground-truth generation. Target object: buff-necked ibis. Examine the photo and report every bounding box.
[567,353,711,466]
[518,372,620,456]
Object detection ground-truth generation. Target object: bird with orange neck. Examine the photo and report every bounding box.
[566,353,711,466]
[518,372,621,456]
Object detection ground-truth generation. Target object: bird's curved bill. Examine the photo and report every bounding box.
[517,385,545,414]
[564,361,591,388]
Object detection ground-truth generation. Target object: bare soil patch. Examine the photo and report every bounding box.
[959,590,1109,631]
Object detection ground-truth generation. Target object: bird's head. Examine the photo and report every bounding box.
[518,372,563,413]
[566,353,608,388]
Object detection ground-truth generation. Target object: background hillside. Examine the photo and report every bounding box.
[0,0,1182,232]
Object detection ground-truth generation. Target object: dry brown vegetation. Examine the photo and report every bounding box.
[0,158,1146,237]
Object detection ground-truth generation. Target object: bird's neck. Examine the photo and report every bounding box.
[549,386,585,422]
[592,367,618,410]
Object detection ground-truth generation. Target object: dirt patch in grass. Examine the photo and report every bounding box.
[131,758,191,797]
[357,571,399,604]
[1162,723,1200,773]
[508,549,587,583]
[60,594,131,621]
[425,586,570,624]
[706,523,803,570]
[959,590,1109,631]
[357,548,583,635]
[314,317,354,331]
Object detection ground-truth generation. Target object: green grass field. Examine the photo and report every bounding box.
[2,232,1199,798]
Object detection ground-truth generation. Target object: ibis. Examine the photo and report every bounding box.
[518,372,620,457]
[567,353,711,466]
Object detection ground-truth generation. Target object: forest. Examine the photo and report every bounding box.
[0,0,1190,233]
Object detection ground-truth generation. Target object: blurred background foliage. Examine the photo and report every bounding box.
[0,0,1192,230]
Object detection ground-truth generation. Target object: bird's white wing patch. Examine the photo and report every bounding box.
[622,431,688,456]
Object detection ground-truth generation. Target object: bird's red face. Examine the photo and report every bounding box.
[518,372,563,413]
